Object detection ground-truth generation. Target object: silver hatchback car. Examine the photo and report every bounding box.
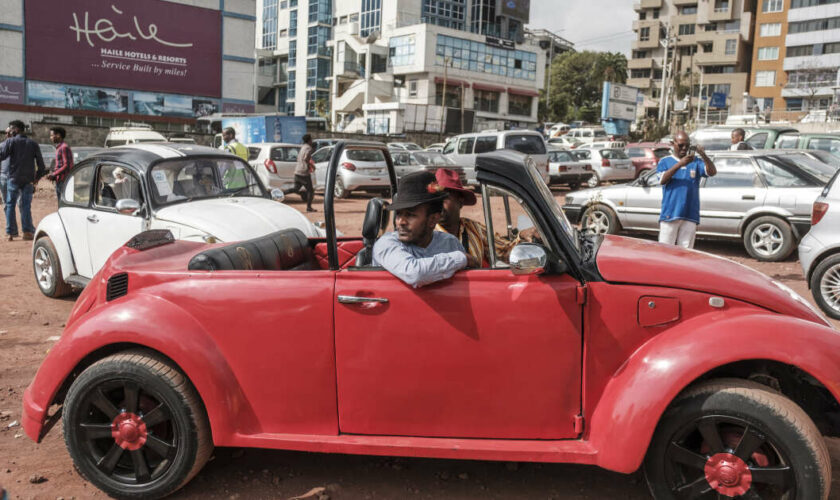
[798,169,840,319]
[562,150,837,261]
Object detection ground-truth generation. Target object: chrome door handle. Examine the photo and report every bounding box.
[86,214,99,223]
[742,194,755,200]
[337,295,389,304]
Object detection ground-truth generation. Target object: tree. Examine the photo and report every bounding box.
[540,51,628,123]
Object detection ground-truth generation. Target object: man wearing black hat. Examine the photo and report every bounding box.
[372,171,468,288]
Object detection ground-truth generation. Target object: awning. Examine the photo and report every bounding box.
[434,76,469,87]
[507,87,540,97]
[472,82,506,92]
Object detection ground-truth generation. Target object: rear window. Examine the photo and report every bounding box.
[248,147,261,161]
[551,151,574,162]
[626,148,644,158]
[593,129,607,137]
[504,134,546,155]
[105,140,128,147]
[775,133,800,149]
[346,149,385,162]
[601,149,628,159]
[653,148,671,159]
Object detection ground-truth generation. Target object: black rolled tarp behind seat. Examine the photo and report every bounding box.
[187,228,317,271]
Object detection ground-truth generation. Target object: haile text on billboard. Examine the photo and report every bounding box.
[25,0,222,98]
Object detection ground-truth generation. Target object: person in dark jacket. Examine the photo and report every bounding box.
[0,120,46,241]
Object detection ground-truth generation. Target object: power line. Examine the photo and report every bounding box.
[573,29,635,45]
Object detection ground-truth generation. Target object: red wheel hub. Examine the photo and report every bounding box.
[704,453,752,496]
[111,412,148,451]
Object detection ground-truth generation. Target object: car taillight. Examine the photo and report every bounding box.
[264,158,277,174]
[558,165,568,172]
[602,158,611,167]
[812,201,829,225]
[341,162,357,171]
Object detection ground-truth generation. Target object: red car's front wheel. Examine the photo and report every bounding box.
[63,351,213,498]
[644,379,830,499]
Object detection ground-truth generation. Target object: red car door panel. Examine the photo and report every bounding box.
[334,269,582,439]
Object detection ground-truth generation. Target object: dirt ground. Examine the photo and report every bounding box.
[1,185,840,499]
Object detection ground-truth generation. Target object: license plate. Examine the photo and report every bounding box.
[364,169,383,175]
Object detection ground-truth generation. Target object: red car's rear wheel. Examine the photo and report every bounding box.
[63,351,212,498]
[644,379,829,499]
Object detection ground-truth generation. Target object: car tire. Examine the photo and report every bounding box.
[743,216,795,262]
[33,236,73,298]
[334,177,349,199]
[581,203,619,235]
[644,378,830,500]
[586,172,600,188]
[63,350,213,499]
[809,253,840,320]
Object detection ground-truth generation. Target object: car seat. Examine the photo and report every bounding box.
[354,197,390,266]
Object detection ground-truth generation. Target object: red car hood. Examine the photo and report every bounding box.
[595,235,831,327]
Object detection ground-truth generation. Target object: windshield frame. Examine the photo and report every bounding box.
[524,157,580,252]
[146,155,268,210]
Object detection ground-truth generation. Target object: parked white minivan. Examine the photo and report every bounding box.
[104,125,167,147]
[566,127,607,145]
[442,130,550,186]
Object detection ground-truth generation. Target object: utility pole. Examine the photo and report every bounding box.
[438,57,450,140]
[657,20,671,123]
[663,30,680,127]
[696,68,704,126]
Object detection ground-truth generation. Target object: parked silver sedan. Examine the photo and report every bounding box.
[562,150,837,261]
[799,168,840,318]
[570,148,634,188]
[547,150,593,189]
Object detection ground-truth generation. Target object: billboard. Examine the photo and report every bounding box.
[24,0,222,97]
[602,82,639,122]
[0,79,24,105]
[222,116,307,144]
[28,81,128,113]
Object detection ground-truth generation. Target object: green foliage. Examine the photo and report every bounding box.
[540,51,628,123]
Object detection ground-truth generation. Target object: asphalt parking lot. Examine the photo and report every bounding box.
[1,185,839,499]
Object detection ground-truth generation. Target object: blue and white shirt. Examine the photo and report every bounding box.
[373,231,467,288]
[656,155,707,224]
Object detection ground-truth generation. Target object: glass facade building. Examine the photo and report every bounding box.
[435,34,537,81]
[261,0,278,49]
[421,0,466,30]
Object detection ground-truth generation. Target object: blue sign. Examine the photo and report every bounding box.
[710,92,727,109]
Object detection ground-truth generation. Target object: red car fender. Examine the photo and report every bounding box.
[587,312,840,473]
[23,292,259,443]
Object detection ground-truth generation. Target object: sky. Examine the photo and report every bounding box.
[527,0,636,56]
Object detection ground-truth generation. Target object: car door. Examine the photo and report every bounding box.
[699,156,766,235]
[334,186,582,439]
[86,163,146,273]
[57,162,96,278]
[621,171,662,230]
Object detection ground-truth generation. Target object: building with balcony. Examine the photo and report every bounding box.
[749,0,788,114]
[256,0,546,133]
[628,0,757,120]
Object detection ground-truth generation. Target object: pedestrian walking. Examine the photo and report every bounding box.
[656,131,717,249]
[220,127,248,161]
[730,128,753,151]
[0,126,12,208]
[293,134,316,212]
[0,120,46,241]
[46,126,72,203]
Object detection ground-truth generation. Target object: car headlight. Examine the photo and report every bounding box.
[771,279,834,329]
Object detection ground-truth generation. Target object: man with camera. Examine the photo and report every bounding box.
[656,131,716,249]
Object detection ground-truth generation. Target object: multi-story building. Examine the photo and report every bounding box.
[778,0,840,113]
[629,0,756,120]
[0,0,256,130]
[749,0,788,113]
[256,0,547,133]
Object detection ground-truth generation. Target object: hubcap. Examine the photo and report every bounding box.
[34,246,54,290]
[750,223,784,257]
[587,175,599,188]
[584,211,610,234]
[704,452,752,496]
[111,412,148,451]
[819,262,840,315]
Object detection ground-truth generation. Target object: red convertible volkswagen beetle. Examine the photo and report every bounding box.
[22,142,840,499]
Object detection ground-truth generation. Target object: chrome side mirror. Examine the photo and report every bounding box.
[271,188,285,202]
[115,199,141,216]
[509,243,548,276]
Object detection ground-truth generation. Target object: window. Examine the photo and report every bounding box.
[755,70,776,87]
[473,89,499,113]
[289,39,297,66]
[388,35,416,67]
[435,83,462,107]
[786,98,803,111]
[457,137,475,154]
[408,80,418,98]
[702,43,713,53]
[786,45,813,57]
[809,138,840,153]
[280,0,287,7]
[776,133,800,148]
[287,70,296,99]
[360,0,382,37]
[631,68,651,79]
[508,94,533,116]
[725,39,737,55]
[760,23,782,37]
[746,133,768,149]
[435,34,537,81]
[791,0,840,7]
[640,27,650,41]
[308,0,331,24]
[474,136,497,154]
[307,26,330,56]
[756,158,811,187]
[504,134,546,154]
[703,65,735,74]
[762,0,783,12]
[653,9,659,18]
[678,24,696,36]
[442,140,456,154]
[484,186,547,268]
[64,164,95,205]
[681,6,697,14]
[757,46,779,60]
[305,58,330,88]
[261,0,278,50]
[305,90,329,117]
[639,11,646,20]
[632,50,648,59]
[289,9,297,37]
[789,17,840,34]
[423,0,467,31]
[703,158,758,188]
[95,164,143,209]
[279,28,287,37]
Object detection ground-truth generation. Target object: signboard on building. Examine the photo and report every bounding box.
[710,92,727,109]
[0,79,24,105]
[24,0,222,98]
[601,82,639,122]
[485,36,515,50]
[222,116,306,144]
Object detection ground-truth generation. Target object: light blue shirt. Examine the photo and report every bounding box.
[373,231,467,288]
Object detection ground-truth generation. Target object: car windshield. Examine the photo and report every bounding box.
[148,158,265,207]
[777,154,838,184]
[404,143,422,151]
[504,134,546,155]
[551,151,574,162]
[525,158,578,250]
[691,130,732,151]
[347,149,385,162]
[411,152,455,166]
[805,149,840,169]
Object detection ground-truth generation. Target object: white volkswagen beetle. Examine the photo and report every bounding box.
[33,143,324,297]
